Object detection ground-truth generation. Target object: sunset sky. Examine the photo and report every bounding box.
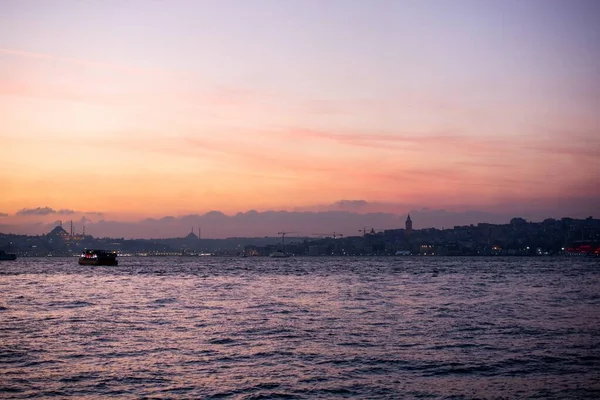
[1,0,599,237]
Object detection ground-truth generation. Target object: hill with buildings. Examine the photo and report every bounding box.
[1,216,598,257]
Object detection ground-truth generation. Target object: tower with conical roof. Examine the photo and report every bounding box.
[405,214,413,235]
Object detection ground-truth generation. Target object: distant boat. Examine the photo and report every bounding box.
[269,251,289,258]
[0,250,17,261]
[78,249,118,266]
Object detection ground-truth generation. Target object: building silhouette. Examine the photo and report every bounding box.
[48,221,69,239]
[405,214,413,235]
[47,220,86,242]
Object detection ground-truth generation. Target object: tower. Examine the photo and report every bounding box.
[405,214,413,234]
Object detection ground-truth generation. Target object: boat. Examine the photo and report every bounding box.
[78,249,118,266]
[270,231,294,258]
[0,250,17,261]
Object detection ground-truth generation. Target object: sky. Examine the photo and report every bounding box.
[1,0,599,238]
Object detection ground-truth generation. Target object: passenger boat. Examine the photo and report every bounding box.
[78,249,118,266]
[0,250,17,261]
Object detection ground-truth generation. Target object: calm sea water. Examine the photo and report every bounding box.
[1,256,599,399]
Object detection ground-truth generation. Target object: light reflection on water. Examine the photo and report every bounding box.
[1,256,599,398]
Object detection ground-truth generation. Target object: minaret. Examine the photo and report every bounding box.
[405,214,413,235]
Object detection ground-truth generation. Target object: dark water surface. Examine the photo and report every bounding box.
[1,257,599,399]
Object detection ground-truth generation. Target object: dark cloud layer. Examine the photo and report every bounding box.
[57,209,76,215]
[16,207,56,216]
[21,209,520,239]
[333,200,369,210]
[5,195,599,239]
[15,207,103,217]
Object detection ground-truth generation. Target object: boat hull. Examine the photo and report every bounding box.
[78,257,118,266]
[269,252,289,258]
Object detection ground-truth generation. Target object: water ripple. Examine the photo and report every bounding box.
[0,256,599,398]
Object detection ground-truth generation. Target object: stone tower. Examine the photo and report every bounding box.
[405,214,413,234]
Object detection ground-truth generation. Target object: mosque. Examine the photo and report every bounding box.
[47,220,86,241]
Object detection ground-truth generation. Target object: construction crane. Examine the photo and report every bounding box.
[277,231,299,248]
[311,232,344,239]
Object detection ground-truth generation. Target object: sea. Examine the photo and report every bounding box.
[1,256,599,399]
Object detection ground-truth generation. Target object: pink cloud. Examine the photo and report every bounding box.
[182,136,345,174]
